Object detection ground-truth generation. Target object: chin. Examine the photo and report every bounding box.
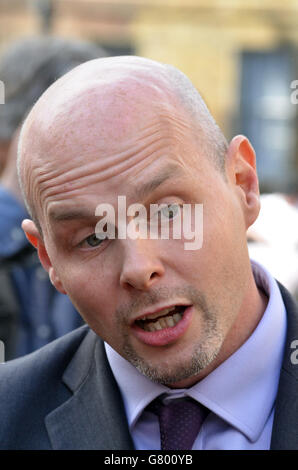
[133,347,218,386]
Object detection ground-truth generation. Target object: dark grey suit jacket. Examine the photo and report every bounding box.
[0,283,297,450]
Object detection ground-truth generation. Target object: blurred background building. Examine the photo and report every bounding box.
[0,0,298,193]
[0,0,297,311]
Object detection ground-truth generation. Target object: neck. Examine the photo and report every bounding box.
[168,268,268,388]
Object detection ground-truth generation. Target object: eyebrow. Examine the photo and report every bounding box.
[129,163,183,202]
[49,163,183,223]
[49,208,97,223]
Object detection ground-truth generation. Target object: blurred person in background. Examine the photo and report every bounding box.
[0,36,107,360]
[247,192,298,301]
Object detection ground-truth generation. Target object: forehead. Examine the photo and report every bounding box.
[24,74,207,231]
[39,111,199,226]
[47,161,187,226]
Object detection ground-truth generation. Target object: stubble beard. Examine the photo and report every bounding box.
[117,286,225,386]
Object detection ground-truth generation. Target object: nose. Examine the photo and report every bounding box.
[120,239,165,291]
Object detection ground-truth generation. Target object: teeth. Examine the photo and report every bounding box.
[165,316,175,327]
[142,312,183,332]
[173,313,181,324]
[159,318,167,329]
[140,307,175,321]
[148,322,156,332]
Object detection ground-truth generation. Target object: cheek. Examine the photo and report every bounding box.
[205,205,249,304]
[206,194,246,252]
[55,258,118,328]
[67,278,118,341]
[180,199,247,293]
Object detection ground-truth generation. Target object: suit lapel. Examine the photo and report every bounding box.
[45,330,134,450]
[270,283,298,449]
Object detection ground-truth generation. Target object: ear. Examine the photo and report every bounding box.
[22,219,67,295]
[226,135,260,229]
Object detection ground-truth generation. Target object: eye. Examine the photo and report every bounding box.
[159,203,181,220]
[80,233,107,248]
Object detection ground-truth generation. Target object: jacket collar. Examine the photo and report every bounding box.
[270,282,298,449]
[45,329,134,450]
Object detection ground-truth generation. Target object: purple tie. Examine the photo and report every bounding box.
[148,396,208,450]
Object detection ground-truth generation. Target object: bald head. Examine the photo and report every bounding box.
[18,56,227,231]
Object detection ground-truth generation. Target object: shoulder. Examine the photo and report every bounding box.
[0,324,92,449]
[1,323,90,379]
[277,281,298,325]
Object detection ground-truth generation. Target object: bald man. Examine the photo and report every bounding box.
[0,56,297,450]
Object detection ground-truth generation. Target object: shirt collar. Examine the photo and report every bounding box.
[187,259,287,441]
[105,260,287,440]
[105,342,170,428]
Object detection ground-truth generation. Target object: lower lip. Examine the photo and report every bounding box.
[131,306,193,347]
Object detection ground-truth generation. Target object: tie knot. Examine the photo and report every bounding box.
[147,396,208,450]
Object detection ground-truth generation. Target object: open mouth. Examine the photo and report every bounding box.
[135,305,188,332]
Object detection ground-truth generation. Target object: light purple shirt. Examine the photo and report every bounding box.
[105,260,287,450]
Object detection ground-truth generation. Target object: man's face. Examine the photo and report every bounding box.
[30,97,253,388]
